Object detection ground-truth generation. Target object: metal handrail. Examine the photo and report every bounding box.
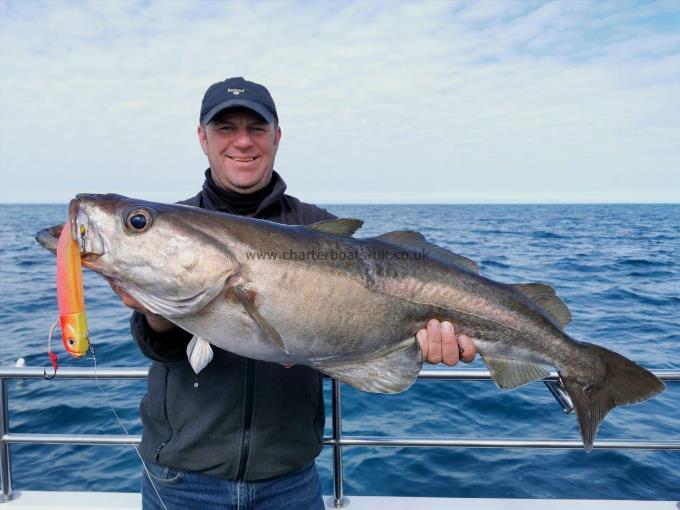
[3,366,678,380]
[0,367,678,506]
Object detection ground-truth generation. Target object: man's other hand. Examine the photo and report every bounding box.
[416,319,476,365]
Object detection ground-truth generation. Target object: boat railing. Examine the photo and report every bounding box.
[1,366,678,507]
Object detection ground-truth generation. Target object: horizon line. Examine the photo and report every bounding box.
[1,201,678,206]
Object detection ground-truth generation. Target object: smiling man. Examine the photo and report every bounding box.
[198,81,281,194]
[121,77,476,510]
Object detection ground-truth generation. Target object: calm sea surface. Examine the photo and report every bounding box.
[0,203,678,500]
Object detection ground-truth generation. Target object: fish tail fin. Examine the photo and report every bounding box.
[560,342,665,452]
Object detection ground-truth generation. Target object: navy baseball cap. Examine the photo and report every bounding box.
[200,77,278,125]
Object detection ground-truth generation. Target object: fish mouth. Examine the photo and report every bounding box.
[35,195,108,267]
[69,196,107,269]
[35,223,64,254]
[35,220,101,265]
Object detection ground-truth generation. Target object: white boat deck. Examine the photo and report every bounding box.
[0,492,677,509]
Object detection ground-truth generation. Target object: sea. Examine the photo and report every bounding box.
[0,203,678,500]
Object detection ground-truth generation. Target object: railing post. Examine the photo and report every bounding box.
[0,378,13,502]
[328,379,348,508]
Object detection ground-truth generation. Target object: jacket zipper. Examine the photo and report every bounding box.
[236,359,256,480]
[154,441,166,462]
[154,367,173,463]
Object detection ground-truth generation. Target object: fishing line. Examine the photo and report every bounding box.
[88,345,169,510]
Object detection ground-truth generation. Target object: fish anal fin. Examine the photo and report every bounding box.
[320,340,423,394]
[512,283,572,327]
[480,353,551,390]
[308,218,363,237]
[376,231,480,273]
[233,285,288,353]
[186,336,214,374]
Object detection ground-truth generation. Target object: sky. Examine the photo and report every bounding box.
[0,0,678,204]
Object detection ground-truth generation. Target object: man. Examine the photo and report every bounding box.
[113,77,476,509]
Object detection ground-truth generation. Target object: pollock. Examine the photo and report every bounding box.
[36,194,665,451]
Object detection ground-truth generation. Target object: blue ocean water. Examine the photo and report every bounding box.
[0,203,678,500]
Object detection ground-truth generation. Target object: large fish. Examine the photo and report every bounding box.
[36,194,664,451]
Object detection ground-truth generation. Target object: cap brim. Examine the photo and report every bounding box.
[201,99,275,125]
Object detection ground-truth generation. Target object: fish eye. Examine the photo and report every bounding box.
[124,208,153,234]
[130,214,147,229]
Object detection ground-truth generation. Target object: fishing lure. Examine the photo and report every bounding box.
[55,220,90,358]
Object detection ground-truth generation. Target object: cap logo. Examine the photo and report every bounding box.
[227,88,245,95]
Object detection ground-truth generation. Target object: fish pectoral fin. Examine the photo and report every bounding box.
[480,353,551,390]
[511,283,572,327]
[233,285,288,353]
[186,336,214,374]
[319,339,423,394]
[375,231,480,273]
[307,218,363,237]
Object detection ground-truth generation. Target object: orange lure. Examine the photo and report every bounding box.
[56,221,90,357]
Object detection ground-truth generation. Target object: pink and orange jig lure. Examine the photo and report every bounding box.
[48,220,90,376]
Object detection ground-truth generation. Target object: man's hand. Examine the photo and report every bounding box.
[108,282,176,333]
[109,281,147,313]
[416,319,476,365]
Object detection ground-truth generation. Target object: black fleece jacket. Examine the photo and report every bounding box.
[131,170,336,480]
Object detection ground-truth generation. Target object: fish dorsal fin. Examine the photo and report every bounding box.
[479,353,551,390]
[376,230,480,273]
[319,339,423,393]
[233,285,288,353]
[186,336,214,374]
[511,283,572,327]
[307,218,363,237]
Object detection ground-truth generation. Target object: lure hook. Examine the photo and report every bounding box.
[43,351,59,380]
[44,321,59,380]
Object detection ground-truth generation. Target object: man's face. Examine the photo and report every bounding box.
[198,107,282,193]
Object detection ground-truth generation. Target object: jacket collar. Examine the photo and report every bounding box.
[200,169,287,217]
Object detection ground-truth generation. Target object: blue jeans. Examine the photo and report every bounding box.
[142,462,325,510]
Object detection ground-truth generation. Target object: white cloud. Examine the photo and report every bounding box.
[0,0,678,203]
